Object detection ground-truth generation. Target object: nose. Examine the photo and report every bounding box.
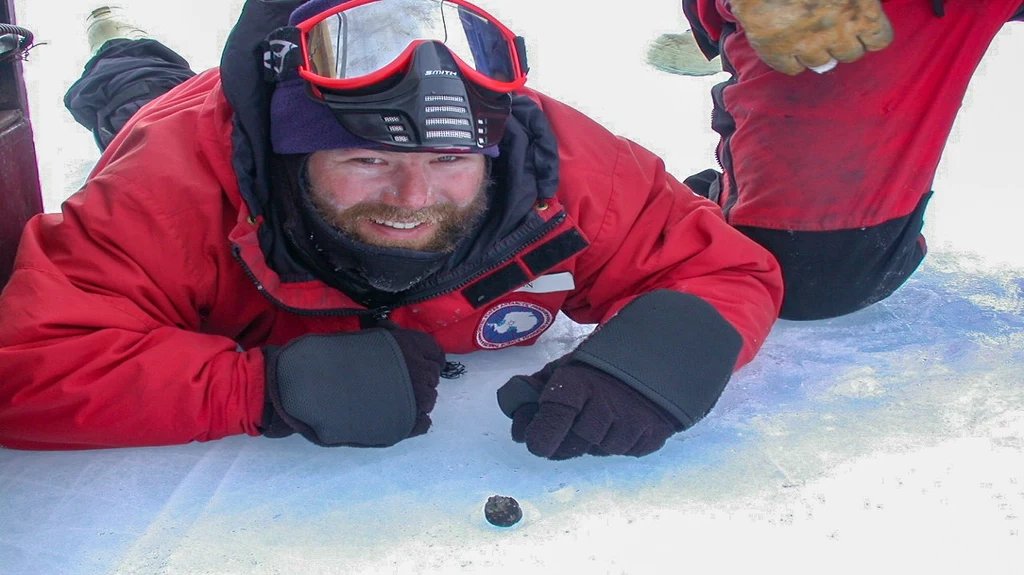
[388,164,433,210]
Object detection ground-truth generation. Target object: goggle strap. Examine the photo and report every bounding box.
[261,26,304,83]
[514,36,529,76]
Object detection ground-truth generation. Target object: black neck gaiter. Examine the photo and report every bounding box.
[269,154,453,308]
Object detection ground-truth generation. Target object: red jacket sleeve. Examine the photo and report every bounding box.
[0,173,266,450]
[560,133,783,369]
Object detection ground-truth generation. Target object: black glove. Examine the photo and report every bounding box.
[261,325,446,447]
[497,290,743,460]
[508,359,681,459]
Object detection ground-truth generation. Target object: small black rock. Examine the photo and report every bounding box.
[484,495,522,527]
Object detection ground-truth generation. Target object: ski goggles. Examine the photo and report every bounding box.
[292,0,529,95]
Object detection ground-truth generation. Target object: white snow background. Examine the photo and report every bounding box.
[2,1,1023,573]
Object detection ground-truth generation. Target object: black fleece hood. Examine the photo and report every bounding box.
[219,0,560,293]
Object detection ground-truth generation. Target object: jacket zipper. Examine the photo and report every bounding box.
[232,211,568,319]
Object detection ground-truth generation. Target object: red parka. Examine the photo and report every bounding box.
[0,64,782,449]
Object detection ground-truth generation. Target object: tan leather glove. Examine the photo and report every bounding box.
[730,0,894,75]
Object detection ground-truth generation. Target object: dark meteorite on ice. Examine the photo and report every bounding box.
[484,495,522,527]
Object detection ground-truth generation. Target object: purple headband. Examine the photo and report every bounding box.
[270,78,381,154]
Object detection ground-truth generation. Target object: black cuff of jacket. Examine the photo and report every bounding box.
[572,290,743,430]
[259,331,419,447]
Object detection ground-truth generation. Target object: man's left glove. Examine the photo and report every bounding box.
[261,325,446,447]
[498,290,744,460]
[506,359,681,459]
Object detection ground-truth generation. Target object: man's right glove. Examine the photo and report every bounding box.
[506,359,682,460]
[497,290,744,460]
[729,0,894,75]
[261,326,446,447]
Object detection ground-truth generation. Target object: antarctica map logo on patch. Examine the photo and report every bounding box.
[476,302,554,349]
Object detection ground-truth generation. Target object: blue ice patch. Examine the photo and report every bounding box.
[476,301,554,349]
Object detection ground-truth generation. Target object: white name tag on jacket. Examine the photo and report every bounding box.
[515,272,576,294]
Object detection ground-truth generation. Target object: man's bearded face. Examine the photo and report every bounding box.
[306,149,490,252]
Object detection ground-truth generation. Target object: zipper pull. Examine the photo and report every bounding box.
[358,307,393,329]
[372,306,392,322]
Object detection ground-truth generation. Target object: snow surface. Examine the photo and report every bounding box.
[2,1,1023,574]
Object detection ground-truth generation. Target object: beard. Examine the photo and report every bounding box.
[309,179,491,253]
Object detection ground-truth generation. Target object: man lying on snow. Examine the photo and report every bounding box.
[0,0,782,458]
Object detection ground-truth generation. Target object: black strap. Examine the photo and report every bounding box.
[261,26,304,82]
[462,261,531,308]
[522,229,588,275]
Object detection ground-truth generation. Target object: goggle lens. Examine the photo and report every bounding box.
[302,0,522,88]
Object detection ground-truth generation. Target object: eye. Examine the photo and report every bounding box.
[435,155,462,163]
[353,157,386,165]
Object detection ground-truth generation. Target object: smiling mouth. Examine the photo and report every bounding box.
[369,218,427,230]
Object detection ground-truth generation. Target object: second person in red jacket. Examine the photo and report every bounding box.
[676,0,1022,319]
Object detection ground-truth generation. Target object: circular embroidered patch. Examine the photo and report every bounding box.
[476,302,554,350]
